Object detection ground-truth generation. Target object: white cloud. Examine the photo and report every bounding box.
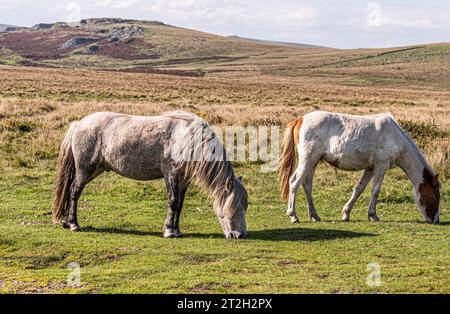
[147,0,316,26]
[66,2,81,23]
[366,2,382,27]
[382,18,436,29]
[95,0,138,9]
[365,1,438,30]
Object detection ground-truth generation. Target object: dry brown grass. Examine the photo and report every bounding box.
[0,64,448,175]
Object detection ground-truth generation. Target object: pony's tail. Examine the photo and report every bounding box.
[52,123,77,223]
[278,117,303,202]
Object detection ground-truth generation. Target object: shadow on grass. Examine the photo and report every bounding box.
[248,228,375,241]
[83,226,160,236]
[83,226,375,241]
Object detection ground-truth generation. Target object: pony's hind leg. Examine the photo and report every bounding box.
[302,167,321,222]
[287,155,319,223]
[66,179,85,231]
[67,167,104,231]
[342,169,374,221]
[286,164,304,223]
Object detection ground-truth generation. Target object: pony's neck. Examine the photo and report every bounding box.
[398,140,430,189]
[209,162,235,210]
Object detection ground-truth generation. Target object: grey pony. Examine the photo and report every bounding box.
[53,111,248,239]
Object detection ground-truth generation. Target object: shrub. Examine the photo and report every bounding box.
[398,119,447,149]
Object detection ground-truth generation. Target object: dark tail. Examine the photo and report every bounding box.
[278,117,303,201]
[52,123,77,223]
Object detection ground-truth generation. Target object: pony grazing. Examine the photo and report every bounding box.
[279,111,441,224]
[53,111,248,239]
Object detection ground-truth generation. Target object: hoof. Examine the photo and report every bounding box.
[163,229,183,238]
[290,216,300,223]
[342,213,350,222]
[369,214,380,222]
[309,213,321,222]
[70,224,81,232]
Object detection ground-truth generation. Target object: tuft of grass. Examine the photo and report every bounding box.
[0,119,37,133]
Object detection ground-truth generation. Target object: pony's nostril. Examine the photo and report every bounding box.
[228,232,235,239]
[237,233,245,239]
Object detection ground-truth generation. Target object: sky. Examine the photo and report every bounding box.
[0,0,449,48]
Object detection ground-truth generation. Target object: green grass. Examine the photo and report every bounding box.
[0,162,448,293]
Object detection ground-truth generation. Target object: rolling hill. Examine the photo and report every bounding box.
[1,18,450,89]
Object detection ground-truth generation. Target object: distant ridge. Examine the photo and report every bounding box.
[2,17,448,86]
[228,35,327,49]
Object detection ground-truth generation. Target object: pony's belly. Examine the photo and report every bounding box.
[104,151,165,180]
[323,153,372,171]
[111,166,164,181]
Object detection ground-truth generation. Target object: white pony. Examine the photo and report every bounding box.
[279,111,441,224]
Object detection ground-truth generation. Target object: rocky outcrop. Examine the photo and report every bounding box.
[106,25,143,43]
[31,23,54,30]
[80,18,136,25]
[61,37,98,49]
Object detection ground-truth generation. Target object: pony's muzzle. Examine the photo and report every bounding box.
[226,231,246,239]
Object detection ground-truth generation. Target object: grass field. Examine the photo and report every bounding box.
[0,29,449,293]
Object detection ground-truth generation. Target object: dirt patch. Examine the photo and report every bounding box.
[180,253,225,265]
[1,255,69,270]
[188,282,232,293]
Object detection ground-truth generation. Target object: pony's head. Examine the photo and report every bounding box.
[414,168,440,224]
[214,176,248,239]
[174,116,248,238]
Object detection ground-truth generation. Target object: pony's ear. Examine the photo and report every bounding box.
[433,174,439,186]
[226,177,234,193]
[236,176,243,183]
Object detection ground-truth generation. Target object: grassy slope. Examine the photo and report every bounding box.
[0,164,448,293]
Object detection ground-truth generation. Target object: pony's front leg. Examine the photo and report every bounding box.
[368,166,388,222]
[173,181,189,237]
[163,173,185,238]
[342,169,373,221]
[302,171,321,222]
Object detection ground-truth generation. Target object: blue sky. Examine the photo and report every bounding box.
[0,0,449,48]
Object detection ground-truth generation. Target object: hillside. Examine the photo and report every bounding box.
[1,18,450,89]
[0,18,311,76]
